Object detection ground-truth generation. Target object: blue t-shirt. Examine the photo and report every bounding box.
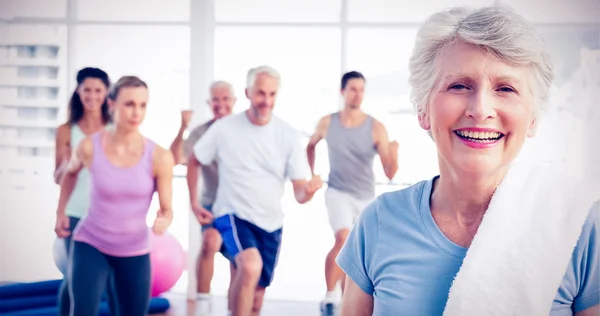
[336,176,599,315]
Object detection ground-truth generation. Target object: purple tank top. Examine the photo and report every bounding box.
[73,132,156,257]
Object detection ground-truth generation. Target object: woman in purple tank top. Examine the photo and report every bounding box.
[54,76,175,316]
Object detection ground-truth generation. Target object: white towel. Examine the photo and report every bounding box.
[443,163,600,316]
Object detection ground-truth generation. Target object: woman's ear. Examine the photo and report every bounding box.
[418,108,431,131]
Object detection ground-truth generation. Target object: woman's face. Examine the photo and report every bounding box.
[421,41,538,177]
[77,78,108,112]
[109,86,149,132]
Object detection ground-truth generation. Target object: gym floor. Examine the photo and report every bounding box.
[156,293,321,316]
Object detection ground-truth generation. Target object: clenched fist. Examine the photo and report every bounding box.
[305,175,324,195]
[152,210,173,235]
[192,204,213,225]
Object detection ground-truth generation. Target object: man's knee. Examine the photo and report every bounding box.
[201,228,222,255]
[235,248,263,281]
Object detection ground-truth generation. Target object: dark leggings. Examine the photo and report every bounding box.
[69,241,151,316]
[58,217,118,316]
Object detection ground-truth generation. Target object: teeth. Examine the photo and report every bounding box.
[456,130,501,140]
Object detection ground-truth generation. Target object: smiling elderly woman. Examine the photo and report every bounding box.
[336,4,599,316]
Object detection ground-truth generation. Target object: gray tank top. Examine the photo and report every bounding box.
[325,112,376,200]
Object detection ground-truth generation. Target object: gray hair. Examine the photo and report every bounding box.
[408,4,554,118]
[209,80,235,98]
[246,66,281,89]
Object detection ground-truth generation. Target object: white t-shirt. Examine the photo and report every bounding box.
[193,112,310,232]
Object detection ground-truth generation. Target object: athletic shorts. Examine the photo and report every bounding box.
[325,187,373,233]
[212,214,282,288]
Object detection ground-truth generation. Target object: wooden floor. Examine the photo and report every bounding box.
[155,293,322,316]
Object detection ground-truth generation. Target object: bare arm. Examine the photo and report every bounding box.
[575,305,599,316]
[53,123,71,184]
[186,153,202,207]
[340,276,374,316]
[169,126,187,165]
[373,120,398,181]
[56,136,92,216]
[153,147,175,221]
[170,110,192,165]
[306,116,331,175]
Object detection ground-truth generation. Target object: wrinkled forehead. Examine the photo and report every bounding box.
[435,42,534,92]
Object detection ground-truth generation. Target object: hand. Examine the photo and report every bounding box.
[305,175,324,195]
[54,213,71,238]
[152,210,172,235]
[181,110,193,129]
[192,204,213,225]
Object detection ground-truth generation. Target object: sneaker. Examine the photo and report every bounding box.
[194,298,211,316]
[320,302,336,316]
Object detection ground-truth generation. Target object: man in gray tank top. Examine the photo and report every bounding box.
[306,71,399,316]
[169,81,236,315]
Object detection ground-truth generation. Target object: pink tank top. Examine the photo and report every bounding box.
[73,132,156,257]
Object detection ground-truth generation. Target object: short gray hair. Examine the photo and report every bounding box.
[209,80,235,98]
[408,4,554,117]
[246,66,281,89]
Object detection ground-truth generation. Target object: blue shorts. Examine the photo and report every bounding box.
[212,214,283,288]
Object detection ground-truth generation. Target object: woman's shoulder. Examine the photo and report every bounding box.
[151,143,175,167]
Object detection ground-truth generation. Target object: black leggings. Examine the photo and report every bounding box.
[69,241,151,316]
[58,217,118,316]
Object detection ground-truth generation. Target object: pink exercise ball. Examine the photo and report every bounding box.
[149,230,186,297]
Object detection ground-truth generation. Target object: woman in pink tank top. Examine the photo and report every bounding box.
[54,76,175,316]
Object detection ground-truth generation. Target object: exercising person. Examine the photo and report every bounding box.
[55,76,175,316]
[306,71,399,315]
[169,81,237,315]
[187,66,323,316]
[53,67,117,316]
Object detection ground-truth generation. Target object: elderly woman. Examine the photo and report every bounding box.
[336,4,599,316]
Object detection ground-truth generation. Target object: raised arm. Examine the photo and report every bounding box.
[169,110,192,165]
[55,136,93,237]
[306,115,331,175]
[53,123,71,184]
[152,147,175,235]
[373,120,398,181]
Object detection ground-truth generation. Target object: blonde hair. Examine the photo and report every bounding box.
[108,76,148,100]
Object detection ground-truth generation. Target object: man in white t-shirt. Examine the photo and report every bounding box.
[187,65,323,316]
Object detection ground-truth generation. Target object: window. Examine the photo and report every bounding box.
[497,0,600,23]
[516,25,599,179]
[214,0,342,23]
[72,25,190,149]
[0,0,67,19]
[347,0,493,22]
[214,26,342,135]
[72,25,191,261]
[346,28,439,185]
[213,26,341,301]
[76,0,190,22]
